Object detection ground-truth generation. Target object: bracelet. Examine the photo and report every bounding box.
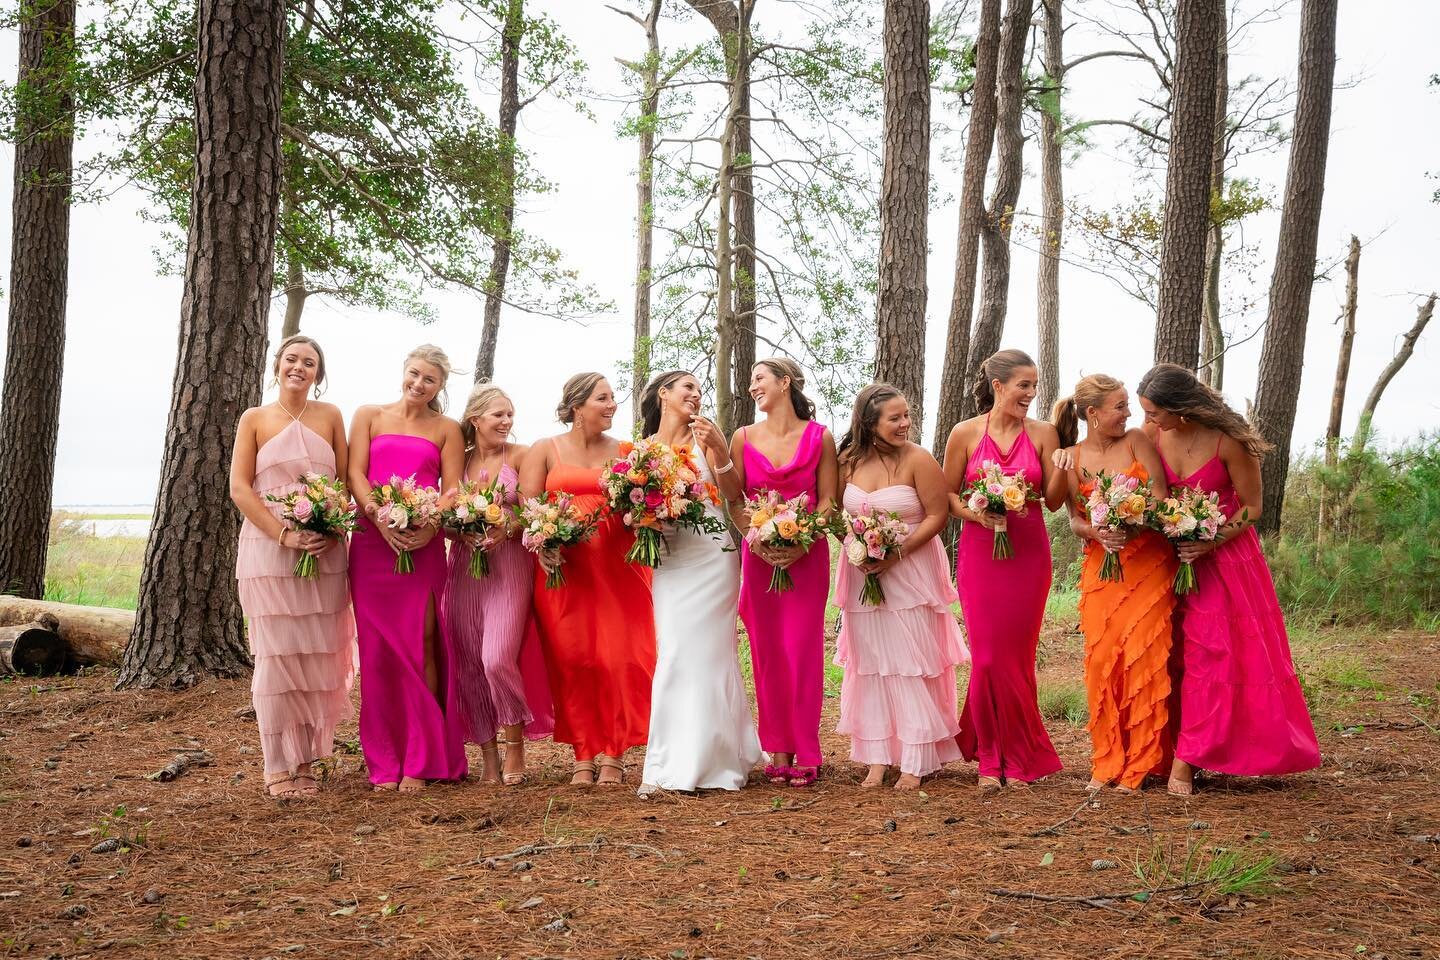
[277,528,288,548]
[714,458,735,476]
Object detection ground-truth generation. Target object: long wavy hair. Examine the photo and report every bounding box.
[1137,363,1272,460]
[639,369,693,437]
[836,383,905,481]
[458,381,511,452]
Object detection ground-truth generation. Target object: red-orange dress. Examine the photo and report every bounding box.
[1076,457,1177,789]
[531,463,656,761]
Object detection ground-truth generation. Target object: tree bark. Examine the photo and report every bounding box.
[0,596,132,668]
[1324,235,1360,465]
[628,0,663,430]
[1199,2,1228,389]
[1153,0,1223,369]
[1354,293,1436,450]
[1034,0,1063,416]
[931,0,1000,454]
[280,253,306,339]
[874,0,930,437]
[1250,0,1339,535]
[118,0,286,688]
[962,0,1033,412]
[475,0,523,383]
[0,0,74,600]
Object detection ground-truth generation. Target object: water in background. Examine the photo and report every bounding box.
[54,505,152,538]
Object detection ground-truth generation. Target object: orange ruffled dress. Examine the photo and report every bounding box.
[1076,458,1177,789]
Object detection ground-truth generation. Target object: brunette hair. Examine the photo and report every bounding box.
[1137,363,1272,460]
[272,334,327,396]
[837,383,906,480]
[556,372,607,424]
[639,369,694,437]
[404,344,454,413]
[1051,373,1124,448]
[755,357,816,420]
[459,381,512,452]
[973,349,1036,415]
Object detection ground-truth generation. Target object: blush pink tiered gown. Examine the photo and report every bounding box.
[236,420,356,776]
[835,483,968,777]
[954,418,1063,783]
[1161,447,1321,776]
[349,434,467,785]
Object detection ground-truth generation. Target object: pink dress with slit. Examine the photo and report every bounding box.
[236,420,356,776]
[349,433,467,784]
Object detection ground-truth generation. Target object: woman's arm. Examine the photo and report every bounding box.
[1031,421,1071,512]
[347,406,377,519]
[518,437,553,501]
[1222,435,1262,534]
[1129,428,1169,501]
[228,409,286,542]
[327,404,349,490]
[437,417,465,504]
[815,427,840,516]
[901,448,951,553]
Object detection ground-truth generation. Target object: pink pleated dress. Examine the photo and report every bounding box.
[954,418,1063,783]
[349,434,467,785]
[738,419,830,770]
[442,461,554,744]
[1161,447,1321,776]
[236,420,357,776]
[835,484,968,777]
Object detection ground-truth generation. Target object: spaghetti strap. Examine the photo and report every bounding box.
[1215,433,1223,457]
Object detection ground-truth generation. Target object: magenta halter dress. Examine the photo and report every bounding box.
[954,418,1062,783]
[1160,447,1320,776]
[349,434,467,785]
[738,419,830,769]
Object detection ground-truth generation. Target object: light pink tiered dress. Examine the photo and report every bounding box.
[835,484,968,777]
[236,419,357,776]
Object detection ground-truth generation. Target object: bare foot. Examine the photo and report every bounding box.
[894,773,922,791]
[373,782,398,793]
[292,774,320,796]
[1008,778,1032,791]
[860,765,887,789]
[977,776,1002,795]
[398,776,425,793]
[1167,758,1194,796]
[265,772,308,800]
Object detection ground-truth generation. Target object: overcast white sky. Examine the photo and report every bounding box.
[2,0,1437,506]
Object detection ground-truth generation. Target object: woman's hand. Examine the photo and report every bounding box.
[754,541,805,569]
[1052,447,1076,472]
[1176,538,1221,564]
[860,550,903,576]
[966,508,1005,532]
[690,414,728,460]
[292,530,333,556]
[1092,525,1127,554]
[537,546,562,575]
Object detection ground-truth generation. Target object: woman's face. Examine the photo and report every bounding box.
[578,378,617,430]
[276,342,320,394]
[402,359,444,407]
[1090,388,1131,439]
[874,396,911,447]
[749,365,787,415]
[994,365,1038,419]
[1139,395,1183,432]
[660,375,702,417]
[471,398,515,448]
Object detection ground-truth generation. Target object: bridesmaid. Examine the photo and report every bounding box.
[1050,374,1177,792]
[519,372,656,786]
[834,384,968,790]
[942,348,1069,792]
[637,371,761,795]
[729,357,838,788]
[1137,363,1320,795]
[347,344,467,792]
[231,335,354,799]
[443,382,544,786]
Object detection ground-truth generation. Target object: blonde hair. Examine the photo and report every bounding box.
[272,334,327,396]
[404,344,453,413]
[460,381,512,451]
[755,357,816,420]
[556,372,606,424]
[1051,373,1124,448]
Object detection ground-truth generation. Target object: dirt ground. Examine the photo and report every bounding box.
[2,625,1438,960]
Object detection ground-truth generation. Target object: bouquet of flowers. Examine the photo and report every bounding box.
[441,471,509,579]
[962,460,1036,559]
[368,474,442,574]
[1149,488,1227,594]
[516,491,602,588]
[743,490,833,593]
[842,503,910,606]
[265,473,358,577]
[1082,469,1154,583]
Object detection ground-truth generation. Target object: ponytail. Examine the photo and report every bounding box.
[1052,396,1080,448]
[973,349,1035,415]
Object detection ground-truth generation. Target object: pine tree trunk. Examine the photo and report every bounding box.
[475,0,523,383]
[1324,235,1360,466]
[1153,0,1223,369]
[0,0,74,600]
[729,37,757,431]
[1200,4,1228,389]
[117,0,285,688]
[280,254,306,339]
[630,0,662,430]
[1354,293,1435,452]
[963,0,1032,410]
[874,0,930,437]
[932,0,1000,454]
[1034,0,1063,416]
[1250,0,1339,536]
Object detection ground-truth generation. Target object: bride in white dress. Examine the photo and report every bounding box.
[638,371,762,794]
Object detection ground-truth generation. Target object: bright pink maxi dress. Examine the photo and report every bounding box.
[955,419,1063,783]
[236,420,356,775]
[835,483,968,777]
[1161,448,1321,776]
[739,419,829,770]
[349,434,467,785]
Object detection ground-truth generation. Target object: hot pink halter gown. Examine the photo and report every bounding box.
[954,417,1062,783]
[739,419,829,770]
[349,434,467,785]
[1160,445,1320,776]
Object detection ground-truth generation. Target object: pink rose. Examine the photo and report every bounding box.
[967,491,988,513]
[292,497,314,522]
[611,463,629,474]
[629,488,645,504]
[1091,502,1110,524]
[645,490,664,508]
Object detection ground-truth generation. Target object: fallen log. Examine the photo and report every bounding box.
[0,615,67,676]
[0,597,133,667]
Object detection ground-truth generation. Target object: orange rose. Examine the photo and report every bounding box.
[618,441,635,457]
[777,519,800,539]
[1121,494,1147,519]
[1001,484,1026,511]
[627,470,648,485]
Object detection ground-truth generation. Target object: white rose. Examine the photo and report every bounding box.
[389,508,409,531]
[1176,515,1198,535]
[845,538,868,566]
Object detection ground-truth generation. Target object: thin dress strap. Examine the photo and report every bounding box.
[278,399,308,424]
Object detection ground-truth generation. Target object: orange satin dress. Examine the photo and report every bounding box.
[1076,457,1178,789]
[531,462,656,761]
